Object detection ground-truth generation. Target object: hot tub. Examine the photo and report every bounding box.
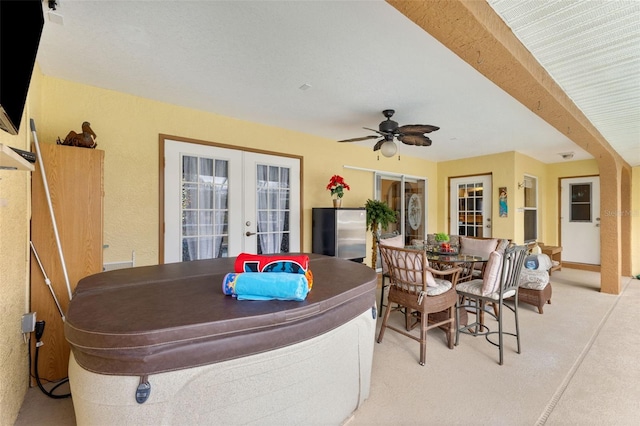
[65,254,377,425]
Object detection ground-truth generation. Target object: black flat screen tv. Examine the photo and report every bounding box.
[0,0,45,135]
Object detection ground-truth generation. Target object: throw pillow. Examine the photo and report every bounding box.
[460,237,498,258]
[481,251,502,296]
[496,239,510,254]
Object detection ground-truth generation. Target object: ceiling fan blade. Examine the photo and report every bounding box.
[396,124,440,134]
[372,139,385,151]
[398,134,432,146]
[363,127,389,136]
[338,135,379,143]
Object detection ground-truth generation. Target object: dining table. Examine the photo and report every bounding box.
[405,245,491,328]
[406,245,490,282]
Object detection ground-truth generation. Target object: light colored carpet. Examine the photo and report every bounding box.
[14,269,639,426]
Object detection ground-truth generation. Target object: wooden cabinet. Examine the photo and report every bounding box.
[30,143,103,382]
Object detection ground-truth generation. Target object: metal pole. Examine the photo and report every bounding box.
[30,119,73,301]
[29,241,66,321]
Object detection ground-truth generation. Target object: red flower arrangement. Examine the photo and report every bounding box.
[326,175,350,198]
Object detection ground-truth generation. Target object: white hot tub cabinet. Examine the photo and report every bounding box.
[65,254,377,425]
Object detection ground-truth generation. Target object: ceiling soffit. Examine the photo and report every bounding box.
[387,0,628,168]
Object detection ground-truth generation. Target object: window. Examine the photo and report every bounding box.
[523,175,537,243]
[569,183,592,222]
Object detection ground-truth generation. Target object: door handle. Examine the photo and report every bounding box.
[245,231,256,236]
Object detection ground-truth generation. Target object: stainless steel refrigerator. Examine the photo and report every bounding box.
[312,207,366,263]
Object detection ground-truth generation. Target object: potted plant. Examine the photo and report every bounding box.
[434,232,449,243]
[435,232,450,252]
[365,199,397,268]
[326,175,350,207]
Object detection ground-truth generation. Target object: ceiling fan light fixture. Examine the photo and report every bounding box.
[380,140,397,157]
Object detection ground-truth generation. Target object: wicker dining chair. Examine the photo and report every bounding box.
[377,232,403,317]
[455,244,528,365]
[377,244,461,366]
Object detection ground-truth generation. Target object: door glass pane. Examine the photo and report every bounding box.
[405,180,425,244]
[570,183,592,222]
[523,176,538,242]
[181,154,228,260]
[457,183,484,237]
[524,210,537,242]
[380,178,402,238]
[524,176,537,208]
[256,164,290,254]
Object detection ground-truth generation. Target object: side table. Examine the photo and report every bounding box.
[541,245,562,275]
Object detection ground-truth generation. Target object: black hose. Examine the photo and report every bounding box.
[34,321,71,399]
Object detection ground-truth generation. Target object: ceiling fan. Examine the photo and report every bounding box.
[338,109,440,156]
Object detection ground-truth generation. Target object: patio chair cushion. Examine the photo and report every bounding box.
[481,251,502,296]
[380,234,404,275]
[399,278,452,296]
[456,278,516,300]
[460,237,498,258]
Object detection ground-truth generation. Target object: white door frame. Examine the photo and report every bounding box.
[449,175,492,237]
[161,137,302,263]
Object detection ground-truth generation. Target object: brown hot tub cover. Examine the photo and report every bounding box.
[65,254,376,376]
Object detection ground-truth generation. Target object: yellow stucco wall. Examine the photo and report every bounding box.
[436,151,516,241]
[2,65,637,423]
[0,67,41,424]
[35,74,439,267]
[30,75,623,271]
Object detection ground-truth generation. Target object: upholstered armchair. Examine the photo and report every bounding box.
[518,253,553,314]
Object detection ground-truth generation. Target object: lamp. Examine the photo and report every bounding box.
[559,152,574,160]
[380,140,397,157]
[518,180,532,189]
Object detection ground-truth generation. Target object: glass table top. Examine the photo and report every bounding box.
[405,245,488,263]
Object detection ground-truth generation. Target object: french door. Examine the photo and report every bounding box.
[163,139,300,263]
[449,175,492,238]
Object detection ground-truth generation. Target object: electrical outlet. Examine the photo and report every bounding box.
[21,312,36,333]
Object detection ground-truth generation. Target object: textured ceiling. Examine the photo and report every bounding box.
[35,1,639,166]
[488,0,640,166]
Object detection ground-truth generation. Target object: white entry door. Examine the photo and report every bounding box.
[449,175,492,237]
[561,176,600,264]
[164,140,300,263]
